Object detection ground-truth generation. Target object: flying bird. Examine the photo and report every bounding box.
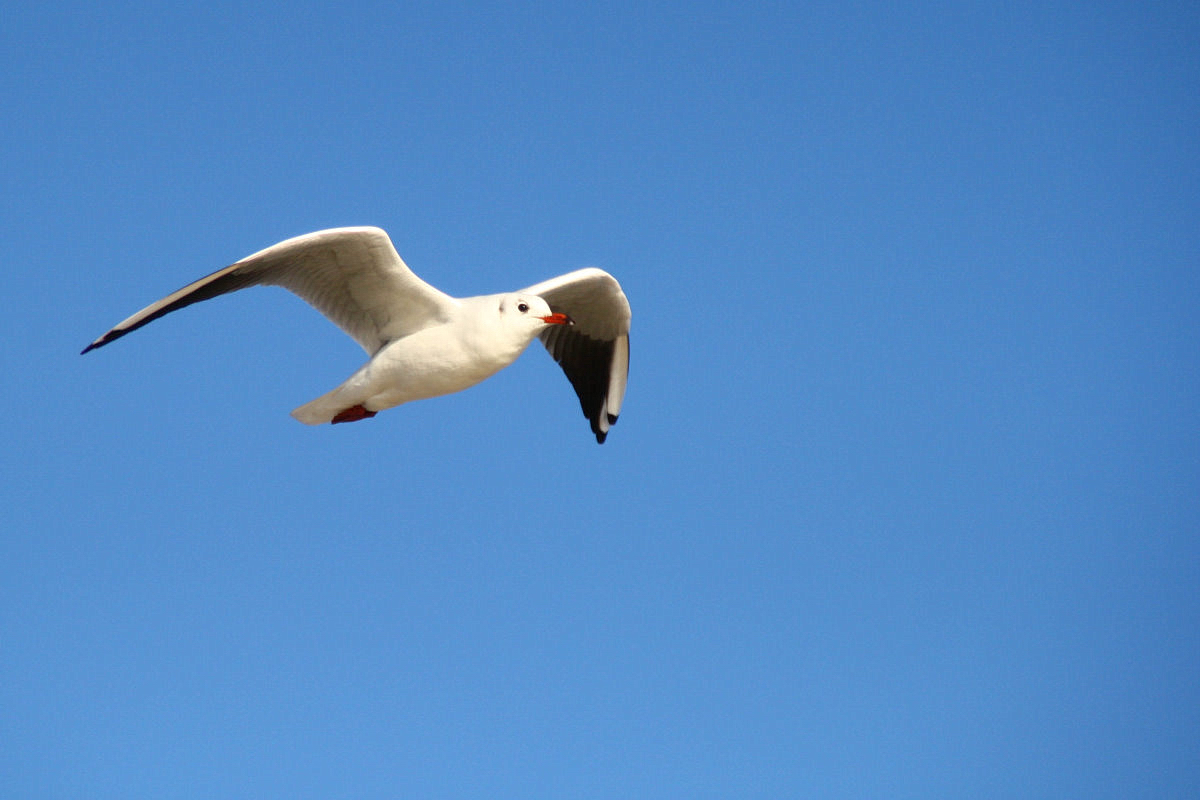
[82,227,631,443]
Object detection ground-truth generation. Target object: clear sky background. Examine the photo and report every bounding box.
[3,2,1198,797]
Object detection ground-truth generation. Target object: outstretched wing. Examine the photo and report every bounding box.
[82,227,458,356]
[522,268,631,444]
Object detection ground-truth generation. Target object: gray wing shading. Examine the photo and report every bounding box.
[81,227,458,356]
[522,268,631,444]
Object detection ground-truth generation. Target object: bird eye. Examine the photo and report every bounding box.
[517,303,529,313]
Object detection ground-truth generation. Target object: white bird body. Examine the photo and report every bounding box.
[83,227,631,442]
[291,293,554,424]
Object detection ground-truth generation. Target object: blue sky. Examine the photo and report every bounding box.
[3,1,1198,796]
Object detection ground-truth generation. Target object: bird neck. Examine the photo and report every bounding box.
[459,295,538,366]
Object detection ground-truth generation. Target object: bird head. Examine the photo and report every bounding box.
[501,294,572,330]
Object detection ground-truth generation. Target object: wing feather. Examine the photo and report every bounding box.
[82,227,457,355]
[522,268,631,443]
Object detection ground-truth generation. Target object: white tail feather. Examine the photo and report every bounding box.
[290,388,351,425]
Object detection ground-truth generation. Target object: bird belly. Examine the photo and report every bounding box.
[360,330,515,409]
[290,325,526,425]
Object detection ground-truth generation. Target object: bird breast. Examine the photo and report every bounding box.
[367,322,527,405]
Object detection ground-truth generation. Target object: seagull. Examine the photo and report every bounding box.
[82,227,631,443]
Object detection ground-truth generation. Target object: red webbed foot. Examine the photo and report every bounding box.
[331,404,377,424]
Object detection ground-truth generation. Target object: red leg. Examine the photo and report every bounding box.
[331,404,377,424]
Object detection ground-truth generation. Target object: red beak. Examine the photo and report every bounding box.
[540,312,572,325]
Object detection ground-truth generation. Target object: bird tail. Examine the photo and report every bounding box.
[291,386,351,425]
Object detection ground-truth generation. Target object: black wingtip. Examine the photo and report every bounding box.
[81,333,110,354]
[81,328,126,354]
[592,413,619,443]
